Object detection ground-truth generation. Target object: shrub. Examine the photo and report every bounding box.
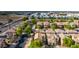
[29,39,43,48]
[71,44,79,48]
[51,23,57,31]
[63,36,75,47]
[22,17,28,21]
[31,19,36,24]
[24,25,32,36]
[16,26,22,36]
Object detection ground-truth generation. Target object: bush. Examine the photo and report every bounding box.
[68,17,74,23]
[71,44,79,48]
[24,25,32,36]
[63,36,75,47]
[22,17,28,21]
[21,21,28,29]
[29,39,43,48]
[51,23,57,31]
[31,19,36,24]
[35,25,42,29]
[16,26,22,36]
[50,19,55,23]
[31,16,35,19]
[64,23,76,30]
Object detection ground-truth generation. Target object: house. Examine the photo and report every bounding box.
[37,21,43,28]
[34,29,45,41]
[74,20,79,27]
[55,22,68,28]
[43,21,50,28]
[72,34,79,44]
[46,29,57,46]
[55,29,66,46]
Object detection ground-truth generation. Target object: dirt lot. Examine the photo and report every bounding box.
[0,15,22,25]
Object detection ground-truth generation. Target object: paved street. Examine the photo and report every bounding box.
[0,12,33,34]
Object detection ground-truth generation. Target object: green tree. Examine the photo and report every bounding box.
[31,19,36,24]
[63,36,75,47]
[64,24,71,30]
[21,21,28,29]
[69,22,76,29]
[29,39,43,48]
[31,16,35,19]
[24,25,32,36]
[22,17,28,21]
[68,17,74,23]
[50,17,56,19]
[64,22,76,30]
[36,25,41,29]
[51,23,57,31]
[50,18,55,23]
[16,26,22,36]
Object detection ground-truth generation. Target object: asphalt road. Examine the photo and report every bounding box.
[0,18,22,33]
[0,12,33,34]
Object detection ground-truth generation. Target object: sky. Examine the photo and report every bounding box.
[0,0,79,11]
